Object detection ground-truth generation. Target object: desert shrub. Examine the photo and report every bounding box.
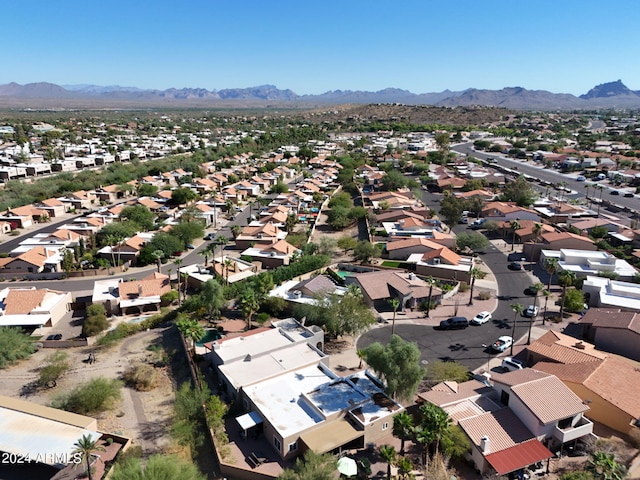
[255,312,270,324]
[86,303,106,317]
[477,291,492,301]
[82,314,109,337]
[52,377,122,415]
[458,282,469,292]
[0,326,35,368]
[161,290,179,305]
[122,364,157,391]
[38,351,70,388]
[260,296,287,317]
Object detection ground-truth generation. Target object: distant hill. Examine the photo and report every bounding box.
[579,80,640,99]
[2,80,640,110]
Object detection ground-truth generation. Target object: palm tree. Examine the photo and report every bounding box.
[176,315,205,357]
[467,267,486,306]
[541,288,551,325]
[510,220,521,251]
[216,235,228,260]
[388,297,400,335]
[413,426,432,468]
[356,348,366,369]
[152,250,164,273]
[73,434,104,480]
[419,403,451,458]
[378,445,396,480]
[527,282,545,344]
[510,303,524,355]
[396,456,413,480]
[425,276,435,317]
[239,290,259,330]
[587,451,626,480]
[174,258,183,305]
[558,270,577,321]
[230,224,241,239]
[223,258,233,284]
[596,185,605,215]
[532,222,543,242]
[392,411,414,455]
[544,257,559,293]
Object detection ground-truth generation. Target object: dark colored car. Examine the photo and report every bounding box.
[46,334,62,340]
[610,190,620,195]
[438,317,469,330]
[508,261,523,271]
[624,192,634,198]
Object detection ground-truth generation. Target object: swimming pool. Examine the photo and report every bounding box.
[196,329,222,346]
[127,315,151,324]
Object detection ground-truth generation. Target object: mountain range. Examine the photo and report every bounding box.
[1,80,640,110]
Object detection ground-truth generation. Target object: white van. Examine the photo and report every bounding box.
[597,173,607,180]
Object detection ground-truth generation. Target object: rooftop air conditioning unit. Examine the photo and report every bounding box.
[433,258,441,265]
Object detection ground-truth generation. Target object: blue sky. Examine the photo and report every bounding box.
[3,0,639,95]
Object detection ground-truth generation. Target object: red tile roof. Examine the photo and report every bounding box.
[485,439,553,475]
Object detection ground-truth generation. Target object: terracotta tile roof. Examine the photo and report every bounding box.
[260,239,298,255]
[580,308,640,334]
[532,360,600,384]
[486,439,553,476]
[240,223,282,238]
[291,275,336,295]
[50,229,81,241]
[8,205,36,217]
[459,408,534,451]
[4,289,48,315]
[137,198,162,210]
[85,217,106,227]
[508,373,589,423]
[417,379,493,407]
[122,234,148,251]
[12,247,51,268]
[118,277,170,299]
[583,356,640,418]
[526,330,606,364]
[386,237,442,251]
[541,231,595,244]
[41,198,65,207]
[352,270,440,301]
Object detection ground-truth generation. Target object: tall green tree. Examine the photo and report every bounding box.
[545,257,559,293]
[363,335,426,402]
[119,204,155,231]
[558,270,577,320]
[500,176,536,207]
[467,267,486,306]
[439,194,465,230]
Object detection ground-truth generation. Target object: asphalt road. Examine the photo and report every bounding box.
[451,142,640,217]
[357,186,537,372]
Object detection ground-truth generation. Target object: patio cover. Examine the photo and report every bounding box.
[300,418,362,453]
[236,411,264,431]
[485,439,553,475]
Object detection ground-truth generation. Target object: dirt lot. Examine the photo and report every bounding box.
[1,326,187,455]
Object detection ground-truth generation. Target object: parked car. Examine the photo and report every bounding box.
[204,233,215,240]
[438,317,469,330]
[471,311,492,325]
[524,305,539,317]
[597,173,607,180]
[508,261,523,271]
[610,190,620,195]
[576,175,586,182]
[624,192,635,198]
[491,336,513,353]
[501,357,525,372]
[186,244,195,250]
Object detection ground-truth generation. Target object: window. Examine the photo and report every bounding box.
[288,442,298,453]
[382,422,389,431]
[500,390,510,406]
[273,436,281,452]
[243,398,249,410]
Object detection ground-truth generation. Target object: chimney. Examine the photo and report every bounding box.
[138,284,143,296]
[480,436,490,453]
